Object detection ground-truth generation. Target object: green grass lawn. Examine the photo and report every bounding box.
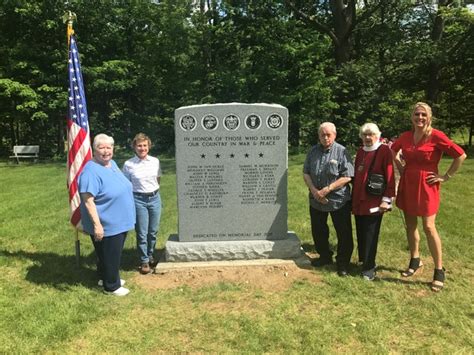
[0,155,473,353]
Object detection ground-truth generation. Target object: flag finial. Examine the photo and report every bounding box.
[62,10,77,25]
[63,11,77,42]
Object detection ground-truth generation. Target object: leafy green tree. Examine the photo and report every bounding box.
[85,60,138,142]
[0,79,39,150]
[0,0,68,156]
[0,0,472,158]
[188,0,335,147]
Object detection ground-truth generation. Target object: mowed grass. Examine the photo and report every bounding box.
[0,154,473,353]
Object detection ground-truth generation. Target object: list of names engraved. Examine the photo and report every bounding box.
[184,164,228,209]
[239,163,277,205]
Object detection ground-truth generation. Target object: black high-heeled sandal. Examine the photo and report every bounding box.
[401,257,423,277]
[431,268,445,292]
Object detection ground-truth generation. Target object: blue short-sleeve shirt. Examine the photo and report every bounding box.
[79,160,136,236]
[303,142,354,212]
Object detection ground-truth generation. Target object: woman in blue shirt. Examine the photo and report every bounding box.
[79,133,135,296]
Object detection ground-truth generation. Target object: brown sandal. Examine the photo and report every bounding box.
[431,268,445,292]
[401,257,423,277]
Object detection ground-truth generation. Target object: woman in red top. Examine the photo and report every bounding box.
[352,123,396,280]
[391,102,466,292]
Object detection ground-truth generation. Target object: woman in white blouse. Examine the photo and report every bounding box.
[123,133,162,274]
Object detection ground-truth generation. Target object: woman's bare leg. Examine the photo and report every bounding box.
[404,213,420,258]
[422,214,442,269]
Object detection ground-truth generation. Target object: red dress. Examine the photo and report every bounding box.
[352,144,396,215]
[391,129,465,216]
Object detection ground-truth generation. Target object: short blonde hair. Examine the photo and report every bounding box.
[411,102,433,137]
[131,133,152,149]
[359,123,381,140]
[93,133,114,150]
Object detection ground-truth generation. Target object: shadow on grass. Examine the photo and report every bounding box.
[121,247,166,272]
[375,264,400,273]
[1,249,97,289]
[0,246,165,290]
[299,244,426,282]
[374,265,431,286]
[378,276,431,287]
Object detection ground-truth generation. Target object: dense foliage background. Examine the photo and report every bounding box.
[0,0,473,157]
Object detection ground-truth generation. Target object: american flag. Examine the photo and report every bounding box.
[67,35,92,228]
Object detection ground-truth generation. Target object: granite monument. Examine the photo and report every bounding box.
[165,103,302,261]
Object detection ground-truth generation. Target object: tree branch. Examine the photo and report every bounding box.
[447,24,474,58]
[344,1,383,42]
[285,0,339,45]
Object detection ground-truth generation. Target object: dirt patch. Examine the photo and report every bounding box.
[133,261,320,292]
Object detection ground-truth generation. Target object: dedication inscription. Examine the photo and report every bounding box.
[175,103,288,242]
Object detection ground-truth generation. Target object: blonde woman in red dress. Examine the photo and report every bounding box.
[391,102,466,292]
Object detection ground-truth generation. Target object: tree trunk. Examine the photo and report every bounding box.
[285,0,358,67]
[330,0,355,66]
[426,0,451,108]
[8,116,16,147]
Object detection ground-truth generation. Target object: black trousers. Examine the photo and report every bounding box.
[309,201,353,267]
[355,214,383,271]
[90,232,127,292]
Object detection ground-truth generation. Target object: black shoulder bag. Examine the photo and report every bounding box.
[366,147,386,196]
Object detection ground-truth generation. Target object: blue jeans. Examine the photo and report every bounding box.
[134,192,162,264]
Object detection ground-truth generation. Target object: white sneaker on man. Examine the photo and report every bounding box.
[98,279,125,287]
[103,287,130,296]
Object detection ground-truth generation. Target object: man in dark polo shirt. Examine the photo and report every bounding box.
[303,122,354,276]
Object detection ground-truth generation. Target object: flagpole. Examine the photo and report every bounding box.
[64,11,81,266]
[74,229,81,266]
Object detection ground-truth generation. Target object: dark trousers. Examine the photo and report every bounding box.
[90,232,127,292]
[355,214,383,271]
[309,201,353,267]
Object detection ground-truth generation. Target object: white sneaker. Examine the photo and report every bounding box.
[104,287,130,296]
[98,279,125,287]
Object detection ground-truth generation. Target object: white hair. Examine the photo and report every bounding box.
[93,133,114,150]
[359,123,381,139]
[319,122,336,134]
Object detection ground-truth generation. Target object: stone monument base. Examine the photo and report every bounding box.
[165,232,303,262]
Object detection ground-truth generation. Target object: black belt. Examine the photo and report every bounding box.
[134,190,159,197]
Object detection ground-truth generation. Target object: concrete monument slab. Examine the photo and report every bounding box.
[165,232,303,262]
